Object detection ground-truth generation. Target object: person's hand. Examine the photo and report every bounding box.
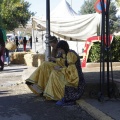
[54,66,62,70]
[48,56,56,62]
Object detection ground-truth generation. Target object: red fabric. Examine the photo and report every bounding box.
[0,46,5,68]
[23,43,26,51]
[81,35,113,68]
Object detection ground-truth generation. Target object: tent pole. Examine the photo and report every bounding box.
[32,17,36,53]
[45,0,51,61]
[71,0,72,8]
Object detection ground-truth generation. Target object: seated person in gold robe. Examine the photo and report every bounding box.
[44,40,85,105]
[25,36,66,95]
[26,40,85,106]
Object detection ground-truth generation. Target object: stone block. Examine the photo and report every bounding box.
[10,52,30,64]
[24,53,45,67]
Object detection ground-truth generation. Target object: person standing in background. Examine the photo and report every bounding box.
[29,36,32,49]
[15,36,19,52]
[4,38,10,66]
[23,37,27,51]
[0,27,7,71]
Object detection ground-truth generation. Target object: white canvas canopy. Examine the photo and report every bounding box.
[32,0,101,42]
[50,0,78,18]
[33,13,101,41]
[32,0,101,54]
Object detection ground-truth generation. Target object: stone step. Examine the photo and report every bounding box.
[83,80,120,99]
[84,78,120,98]
[86,62,120,68]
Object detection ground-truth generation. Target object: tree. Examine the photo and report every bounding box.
[88,36,120,62]
[79,0,120,33]
[0,0,34,31]
[116,0,120,7]
[79,0,96,15]
[0,0,3,25]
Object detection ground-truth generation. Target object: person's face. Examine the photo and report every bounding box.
[50,42,57,49]
[57,48,65,54]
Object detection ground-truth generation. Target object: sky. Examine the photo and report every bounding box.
[25,0,84,17]
[25,0,120,17]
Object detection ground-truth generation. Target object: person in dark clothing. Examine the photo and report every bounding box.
[0,28,7,71]
[29,36,32,49]
[4,38,10,66]
[23,37,27,51]
[15,36,19,52]
[5,48,10,65]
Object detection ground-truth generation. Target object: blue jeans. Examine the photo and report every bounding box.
[5,48,9,64]
[0,46,5,70]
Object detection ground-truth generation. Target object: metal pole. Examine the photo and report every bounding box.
[32,17,36,52]
[98,0,106,102]
[71,0,72,8]
[99,0,113,101]
[106,0,110,97]
[45,0,51,61]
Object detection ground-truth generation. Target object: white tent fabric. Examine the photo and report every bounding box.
[32,0,101,41]
[31,0,101,54]
[33,13,101,41]
[50,0,78,18]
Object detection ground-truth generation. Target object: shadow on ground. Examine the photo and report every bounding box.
[83,70,120,99]
[0,91,95,120]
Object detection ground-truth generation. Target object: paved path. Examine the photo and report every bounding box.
[0,65,95,120]
[0,64,120,120]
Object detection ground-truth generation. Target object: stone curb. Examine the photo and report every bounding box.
[76,99,114,120]
[86,62,120,68]
[0,64,119,120]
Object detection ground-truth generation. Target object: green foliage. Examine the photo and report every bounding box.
[88,42,101,62]
[88,36,120,62]
[116,0,120,7]
[109,2,119,33]
[79,0,96,15]
[110,36,120,61]
[79,0,120,34]
[0,0,34,30]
